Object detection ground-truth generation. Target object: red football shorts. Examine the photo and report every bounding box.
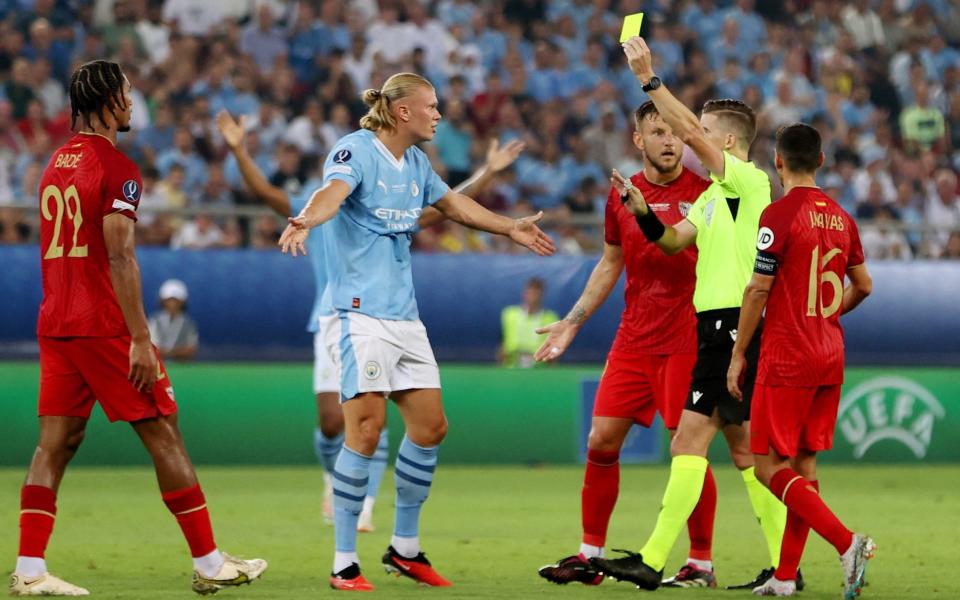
[38,336,178,422]
[593,351,696,429]
[750,383,842,457]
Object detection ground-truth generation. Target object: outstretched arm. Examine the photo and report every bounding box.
[418,139,526,229]
[727,272,773,400]
[534,243,624,362]
[216,111,292,217]
[611,169,697,255]
[433,190,555,256]
[621,37,725,178]
[278,180,352,256]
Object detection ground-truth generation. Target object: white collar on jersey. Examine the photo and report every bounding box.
[372,135,406,171]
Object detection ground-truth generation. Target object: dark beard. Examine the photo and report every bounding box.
[118,124,131,132]
[646,154,679,174]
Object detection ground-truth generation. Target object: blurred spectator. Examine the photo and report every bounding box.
[22,18,71,83]
[760,80,804,133]
[925,168,960,257]
[171,214,225,249]
[4,58,35,119]
[198,163,233,207]
[841,0,885,52]
[943,232,960,259]
[148,279,198,361]
[0,207,30,243]
[583,104,625,173]
[156,163,188,211]
[432,98,475,186]
[283,99,333,157]
[499,277,558,368]
[240,3,288,72]
[135,0,171,66]
[162,0,229,37]
[559,136,605,201]
[859,206,913,260]
[900,80,947,154]
[853,147,896,206]
[250,215,282,249]
[269,143,307,199]
[156,127,207,194]
[31,57,65,119]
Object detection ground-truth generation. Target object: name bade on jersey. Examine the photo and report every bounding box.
[809,211,844,231]
[55,152,82,169]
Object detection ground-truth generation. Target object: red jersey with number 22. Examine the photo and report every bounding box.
[604,168,710,355]
[37,133,143,338]
[753,186,864,386]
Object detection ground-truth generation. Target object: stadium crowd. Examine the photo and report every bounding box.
[0,0,959,259]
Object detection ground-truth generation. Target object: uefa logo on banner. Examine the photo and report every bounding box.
[838,376,945,459]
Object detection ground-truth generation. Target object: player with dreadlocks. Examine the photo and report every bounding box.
[9,60,267,597]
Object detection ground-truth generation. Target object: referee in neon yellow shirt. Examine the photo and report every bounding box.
[591,37,789,592]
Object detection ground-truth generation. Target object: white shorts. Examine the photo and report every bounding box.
[313,329,339,394]
[321,312,441,402]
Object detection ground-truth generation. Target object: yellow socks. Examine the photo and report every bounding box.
[639,455,708,571]
[741,466,787,567]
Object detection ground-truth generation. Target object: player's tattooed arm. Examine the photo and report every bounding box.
[566,304,588,325]
[534,243,623,362]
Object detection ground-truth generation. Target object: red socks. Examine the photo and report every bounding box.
[686,465,716,560]
[775,480,818,580]
[581,448,620,547]
[19,486,57,558]
[162,484,217,557]
[769,469,852,556]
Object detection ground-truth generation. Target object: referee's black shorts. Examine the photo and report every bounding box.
[684,308,761,425]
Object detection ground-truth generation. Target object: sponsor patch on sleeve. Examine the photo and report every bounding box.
[325,165,353,176]
[754,250,778,275]
[757,226,774,250]
[333,149,352,163]
[112,199,137,212]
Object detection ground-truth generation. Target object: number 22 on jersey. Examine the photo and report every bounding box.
[807,246,842,318]
[41,184,87,260]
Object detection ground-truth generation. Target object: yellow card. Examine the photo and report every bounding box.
[619,12,644,43]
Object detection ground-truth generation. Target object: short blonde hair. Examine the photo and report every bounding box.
[359,72,433,133]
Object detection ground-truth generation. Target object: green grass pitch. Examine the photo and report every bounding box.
[1,465,956,598]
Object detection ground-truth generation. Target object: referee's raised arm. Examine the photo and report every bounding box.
[621,36,725,178]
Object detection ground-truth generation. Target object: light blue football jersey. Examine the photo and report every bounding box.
[289,179,332,333]
[321,129,450,320]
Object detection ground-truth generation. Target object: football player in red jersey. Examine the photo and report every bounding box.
[536,101,723,588]
[10,60,266,597]
[728,124,875,598]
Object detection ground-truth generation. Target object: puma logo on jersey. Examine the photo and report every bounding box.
[692,391,703,404]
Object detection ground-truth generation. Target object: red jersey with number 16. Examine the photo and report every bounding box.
[37,133,143,338]
[604,168,710,355]
[753,186,864,386]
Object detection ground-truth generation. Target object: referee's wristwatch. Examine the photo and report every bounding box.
[642,76,662,93]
